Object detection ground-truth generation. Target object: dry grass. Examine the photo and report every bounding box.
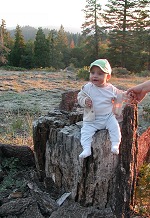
[0,69,148,92]
[0,70,85,92]
[110,76,149,89]
[0,69,149,147]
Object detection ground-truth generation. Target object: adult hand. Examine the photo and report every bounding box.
[127,88,146,102]
[127,81,150,102]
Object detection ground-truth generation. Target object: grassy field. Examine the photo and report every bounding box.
[0,69,149,147]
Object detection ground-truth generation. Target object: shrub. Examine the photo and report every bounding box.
[0,65,27,71]
[64,63,76,72]
[138,70,150,77]
[0,157,26,191]
[135,163,150,216]
[112,67,131,77]
[76,67,89,81]
[143,104,150,121]
[42,67,57,72]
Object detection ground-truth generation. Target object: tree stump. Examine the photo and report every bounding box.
[33,103,138,217]
[59,90,79,111]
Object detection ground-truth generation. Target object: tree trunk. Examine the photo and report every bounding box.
[33,104,139,217]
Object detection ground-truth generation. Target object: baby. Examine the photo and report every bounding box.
[78,59,134,159]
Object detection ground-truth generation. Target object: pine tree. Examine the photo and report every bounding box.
[34,28,49,68]
[103,0,136,67]
[55,25,69,68]
[9,25,25,67]
[103,0,150,71]
[81,0,102,60]
[47,29,58,68]
[130,0,150,71]
[0,19,11,65]
[21,41,34,69]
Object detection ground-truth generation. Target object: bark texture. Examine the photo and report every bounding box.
[137,127,150,169]
[33,104,139,217]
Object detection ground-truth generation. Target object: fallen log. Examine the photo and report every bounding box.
[0,144,35,166]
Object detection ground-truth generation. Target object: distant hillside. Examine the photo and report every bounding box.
[8,25,47,41]
[7,25,81,41]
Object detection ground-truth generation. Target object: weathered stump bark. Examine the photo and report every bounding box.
[113,104,138,217]
[137,127,150,169]
[33,104,138,217]
[59,90,79,111]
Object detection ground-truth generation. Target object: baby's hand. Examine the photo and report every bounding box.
[85,98,92,107]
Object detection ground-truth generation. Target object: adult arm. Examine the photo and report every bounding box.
[127,80,150,102]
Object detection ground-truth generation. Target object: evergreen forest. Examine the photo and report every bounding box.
[0,0,150,74]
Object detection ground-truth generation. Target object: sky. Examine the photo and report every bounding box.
[0,0,106,33]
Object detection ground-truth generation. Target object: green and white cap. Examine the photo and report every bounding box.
[90,59,112,75]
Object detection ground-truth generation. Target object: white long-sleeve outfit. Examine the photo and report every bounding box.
[77,82,127,158]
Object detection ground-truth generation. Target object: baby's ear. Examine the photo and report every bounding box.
[107,74,111,80]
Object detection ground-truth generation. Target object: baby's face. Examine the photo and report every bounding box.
[90,66,110,87]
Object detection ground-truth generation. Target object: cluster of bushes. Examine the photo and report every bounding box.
[138,70,150,77]
[76,66,135,80]
[0,66,27,71]
[111,67,132,77]
[76,67,90,80]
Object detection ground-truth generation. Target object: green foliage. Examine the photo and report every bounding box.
[0,106,35,145]
[135,163,150,216]
[0,65,26,71]
[5,112,33,140]
[10,105,41,116]
[0,19,11,65]
[143,104,150,121]
[0,157,26,192]
[138,70,150,77]
[2,0,150,73]
[64,63,76,72]
[54,25,70,69]
[41,67,57,72]
[9,25,26,67]
[76,67,89,80]
[21,41,34,69]
[103,0,150,71]
[112,67,131,77]
[82,0,103,59]
[70,47,86,68]
[34,28,49,68]
[11,118,23,131]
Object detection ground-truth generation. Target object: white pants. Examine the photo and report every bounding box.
[81,113,121,150]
